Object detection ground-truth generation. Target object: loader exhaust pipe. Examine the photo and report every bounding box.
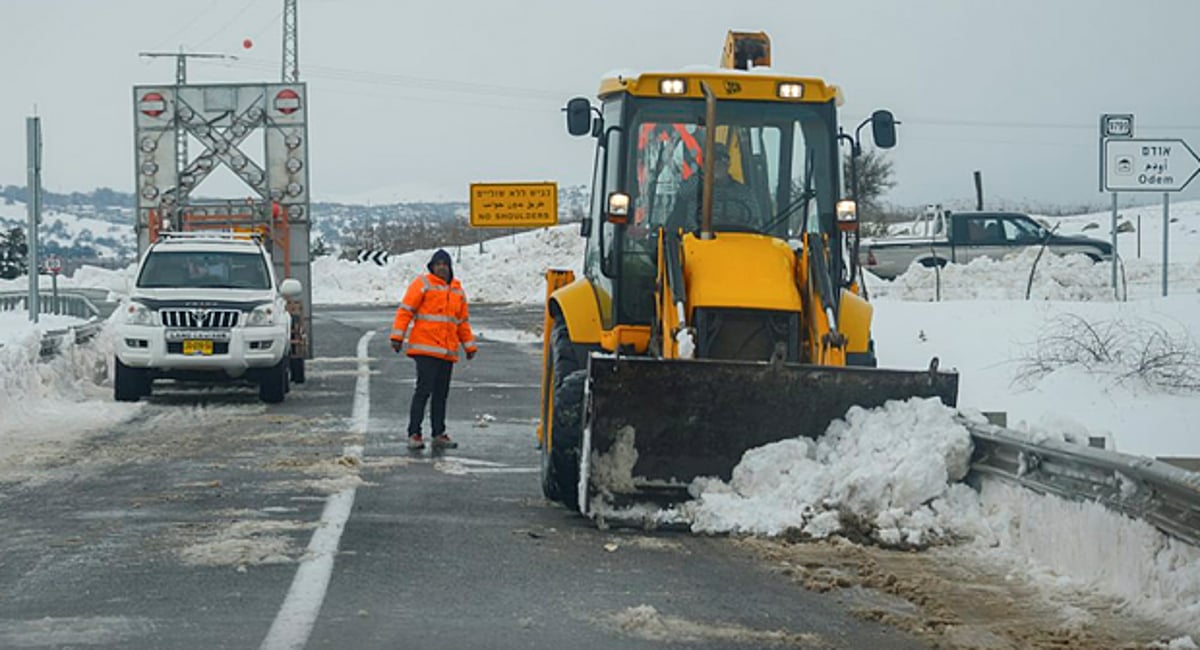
[699,82,717,240]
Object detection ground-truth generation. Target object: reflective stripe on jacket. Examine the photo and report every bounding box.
[390,273,476,362]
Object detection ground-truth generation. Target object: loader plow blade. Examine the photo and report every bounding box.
[581,355,959,513]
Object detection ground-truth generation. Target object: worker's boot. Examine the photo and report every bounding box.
[432,434,458,449]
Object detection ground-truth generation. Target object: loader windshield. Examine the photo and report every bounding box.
[614,97,838,324]
[625,98,837,240]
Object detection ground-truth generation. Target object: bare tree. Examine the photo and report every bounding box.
[843,149,896,237]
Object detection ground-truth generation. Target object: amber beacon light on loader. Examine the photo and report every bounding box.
[537,31,959,519]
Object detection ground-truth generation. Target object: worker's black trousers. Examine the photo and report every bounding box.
[408,355,454,437]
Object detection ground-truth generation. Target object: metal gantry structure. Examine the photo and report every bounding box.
[137,51,233,174]
[282,0,299,83]
[131,1,312,354]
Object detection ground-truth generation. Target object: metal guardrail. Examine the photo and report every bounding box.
[37,318,106,359]
[0,289,106,320]
[965,418,1200,547]
[0,290,107,358]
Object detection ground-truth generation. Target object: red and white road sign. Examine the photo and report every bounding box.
[44,256,63,274]
[139,92,167,117]
[274,89,301,115]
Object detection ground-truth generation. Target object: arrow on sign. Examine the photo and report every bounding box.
[355,250,390,266]
[1104,138,1200,192]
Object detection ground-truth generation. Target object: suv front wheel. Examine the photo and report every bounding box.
[258,357,289,403]
[114,358,150,402]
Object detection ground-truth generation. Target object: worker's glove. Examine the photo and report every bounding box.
[390,339,403,353]
[466,349,477,360]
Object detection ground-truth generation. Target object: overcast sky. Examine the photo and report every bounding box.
[3,0,1199,209]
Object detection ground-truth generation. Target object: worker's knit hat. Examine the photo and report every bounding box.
[427,249,454,282]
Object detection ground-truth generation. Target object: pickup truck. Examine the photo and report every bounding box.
[859,210,1113,280]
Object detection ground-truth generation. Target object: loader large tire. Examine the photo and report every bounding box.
[542,369,586,508]
[542,314,588,508]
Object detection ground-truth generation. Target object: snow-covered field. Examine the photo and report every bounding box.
[2,199,1200,639]
[0,202,134,261]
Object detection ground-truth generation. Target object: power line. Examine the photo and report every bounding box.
[896,117,1200,131]
[193,0,260,49]
[150,0,219,51]
[196,56,577,101]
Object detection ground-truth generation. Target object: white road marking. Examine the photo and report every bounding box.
[259,331,375,650]
[442,457,509,468]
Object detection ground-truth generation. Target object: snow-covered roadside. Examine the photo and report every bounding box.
[970,478,1200,637]
[0,321,138,473]
[650,397,1200,638]
[871,295,1200,459]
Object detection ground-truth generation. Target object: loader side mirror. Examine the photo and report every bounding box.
[565,97,594,137]
[871,110,897,149]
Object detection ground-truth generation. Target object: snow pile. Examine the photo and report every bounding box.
[311,225,584,305]
[0,319,135,469]
[976,480,1200,637]
[668,397,1200,636]
[869,248,1117,302]
[681,398,983,546]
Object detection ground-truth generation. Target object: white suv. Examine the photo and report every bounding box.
[113,233,302,403]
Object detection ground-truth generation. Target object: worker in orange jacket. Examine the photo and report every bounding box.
[390,249,478,450]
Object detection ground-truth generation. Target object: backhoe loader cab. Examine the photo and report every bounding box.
[538,32,956,518]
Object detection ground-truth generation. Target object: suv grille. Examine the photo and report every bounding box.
[160,309,241,329]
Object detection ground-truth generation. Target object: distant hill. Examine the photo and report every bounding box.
[0,183,591,266]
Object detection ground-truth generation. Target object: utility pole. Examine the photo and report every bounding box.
[282,0,299,83]
[138,51,233,178]
[26,116,42,323]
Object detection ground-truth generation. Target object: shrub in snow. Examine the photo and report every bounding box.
[1017,314,1200,392]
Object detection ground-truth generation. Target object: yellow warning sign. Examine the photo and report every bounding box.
[469,182,558,228]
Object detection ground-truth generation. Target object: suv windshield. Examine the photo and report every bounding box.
[137,250,272,290]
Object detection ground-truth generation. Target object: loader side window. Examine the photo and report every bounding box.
[585,99,624,329]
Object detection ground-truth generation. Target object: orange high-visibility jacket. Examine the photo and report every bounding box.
[390,273,477,362]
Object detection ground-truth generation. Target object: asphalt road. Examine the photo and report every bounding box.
[0,303,925,649]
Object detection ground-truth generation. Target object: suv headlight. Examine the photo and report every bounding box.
[247,304,276,327]
[124,301,154,326]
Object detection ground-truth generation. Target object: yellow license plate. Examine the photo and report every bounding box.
[182,339,214,356]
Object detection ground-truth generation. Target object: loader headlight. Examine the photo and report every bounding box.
[837,200,857,222]
[247,304,276,327]
[124,301,154,326]
[777,83,804,99]
[836,200,858,232]
[607,192,630,224]
[659,78,687,95]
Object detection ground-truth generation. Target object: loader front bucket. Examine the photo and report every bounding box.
[579,355,959,515]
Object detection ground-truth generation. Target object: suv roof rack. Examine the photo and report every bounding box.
[158,230,263,244]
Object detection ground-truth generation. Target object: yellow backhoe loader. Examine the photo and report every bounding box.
[538,32,958,517]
